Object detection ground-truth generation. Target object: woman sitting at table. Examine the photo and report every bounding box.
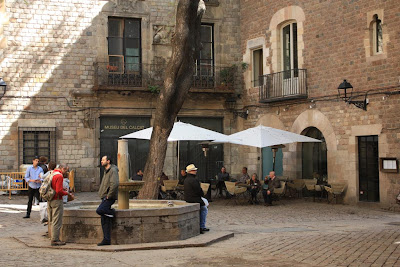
[249,173,261,204]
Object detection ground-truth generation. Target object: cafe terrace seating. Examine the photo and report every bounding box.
[200,183,210,196]
[224,181,247,204]
[272,181,287,201]
[304,179,317,201]
[160,180,179,200]
[286,179,305,198]
[324,182,347,204]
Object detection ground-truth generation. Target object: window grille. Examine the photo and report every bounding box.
[18,127,56,165]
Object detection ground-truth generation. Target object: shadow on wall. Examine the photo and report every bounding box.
[0,1,141,174]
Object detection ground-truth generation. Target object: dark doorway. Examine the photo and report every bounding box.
[100,116,150,181]
[177,117,224,182]
[358,135,379,202]
[302,127,327,180]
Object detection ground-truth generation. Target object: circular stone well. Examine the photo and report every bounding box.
[61,200,200,245]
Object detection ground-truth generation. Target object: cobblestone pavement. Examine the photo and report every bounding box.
[1,192,400,266]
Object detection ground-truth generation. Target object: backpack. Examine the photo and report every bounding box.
[40,171,56,201]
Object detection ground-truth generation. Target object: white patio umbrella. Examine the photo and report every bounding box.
[223,125,321,171]
[120,121,230,177]
[120,121,228,141]
[225,125,321,148]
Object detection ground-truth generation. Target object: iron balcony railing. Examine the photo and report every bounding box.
[259,69,308,103]
[94,62,236,92]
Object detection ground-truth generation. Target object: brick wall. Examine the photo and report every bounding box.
[240,0,400,206]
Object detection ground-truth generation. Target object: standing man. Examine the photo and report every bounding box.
[184,164,209,234]
[23,156,44,219]
[96,155,119,246]
[48,163,71,246]
[262,171,281,206]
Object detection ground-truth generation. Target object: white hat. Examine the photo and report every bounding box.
[186,164,198,172]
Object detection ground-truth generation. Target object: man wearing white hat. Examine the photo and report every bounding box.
[184,164,209,234]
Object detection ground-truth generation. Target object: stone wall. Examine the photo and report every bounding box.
[240,0,400,207]
[0,0,242,191]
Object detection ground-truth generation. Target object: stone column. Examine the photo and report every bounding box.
[118,139,129,209]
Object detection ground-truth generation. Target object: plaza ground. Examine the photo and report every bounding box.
[1,192,400,267]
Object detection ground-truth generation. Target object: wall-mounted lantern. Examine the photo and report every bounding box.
[337,79,368,111]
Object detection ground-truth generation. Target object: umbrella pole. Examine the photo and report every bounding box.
[272,148,277,171]
[177,141,180,179]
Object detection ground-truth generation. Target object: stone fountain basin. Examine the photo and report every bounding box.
[60,200,200,245]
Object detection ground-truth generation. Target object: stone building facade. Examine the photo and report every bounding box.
[1,0,399,208]
[0,0,242,191]
[240,0,400,207]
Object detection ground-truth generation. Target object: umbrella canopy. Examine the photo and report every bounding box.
[225,125,321,148]
[120,121,228,141]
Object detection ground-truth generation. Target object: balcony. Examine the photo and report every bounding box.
[259,69,308,103]
[94,62,236,93]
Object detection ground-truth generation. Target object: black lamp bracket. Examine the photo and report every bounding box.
[347,93,368,111]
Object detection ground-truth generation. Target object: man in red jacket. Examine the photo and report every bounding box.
[48,163,73,246]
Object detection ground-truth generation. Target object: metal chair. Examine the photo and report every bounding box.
[324,182,347,204]
[224,181,247,204]
[304,179,317,201]
[160,180,179,200]
[200,183,210,196]
[287,179,305,198]
[272,181,286,201]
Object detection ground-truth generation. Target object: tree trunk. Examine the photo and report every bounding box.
[138,0,205,199]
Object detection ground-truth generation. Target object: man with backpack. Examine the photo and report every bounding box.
[47,163,73,246]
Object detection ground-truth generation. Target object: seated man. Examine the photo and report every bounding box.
[132,169,143,181]
[262,171,280,206]
[216,166,230,197]
[184,164,209,234]
[237,167,250,185]
[130,169,143,198]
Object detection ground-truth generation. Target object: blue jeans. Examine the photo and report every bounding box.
[96,198,115,242]
[200,205,208,229]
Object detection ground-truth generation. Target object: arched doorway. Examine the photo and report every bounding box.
[302,127,327,180]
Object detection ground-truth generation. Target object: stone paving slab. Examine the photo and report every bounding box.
[2,192,400,266]
[14,230,234,252]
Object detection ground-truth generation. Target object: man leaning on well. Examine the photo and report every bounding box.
[184,164,209,234]
[96,155,119,246]
[23,156,44,219]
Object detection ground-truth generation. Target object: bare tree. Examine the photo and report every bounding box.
[138,0,205,199]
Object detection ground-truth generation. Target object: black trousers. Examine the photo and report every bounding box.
[26,187,40,215]
[250,188,259,200]
[96,198,115,242]
[262,189,273,204]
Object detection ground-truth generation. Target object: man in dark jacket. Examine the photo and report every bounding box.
[262,171,281,206]
[96,155,119,246]
[184,164,209,234]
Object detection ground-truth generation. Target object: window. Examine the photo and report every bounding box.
[252,49,263,87]
[372,14,383,54]
[281,22,298,78]
[18,127,56,165]
[108,18,141,73]
[197,24,214,76]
